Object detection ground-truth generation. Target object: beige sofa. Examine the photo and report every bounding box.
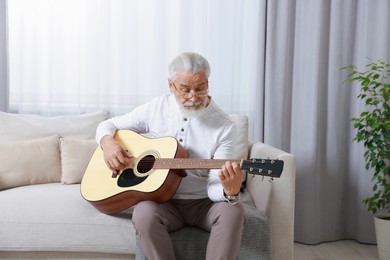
[0,110,295,259]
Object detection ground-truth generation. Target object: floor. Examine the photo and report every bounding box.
[294,240,379,260]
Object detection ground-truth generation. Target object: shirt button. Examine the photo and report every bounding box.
[179,139,183,142]
[184,118,188,121]
[181,128,184,132]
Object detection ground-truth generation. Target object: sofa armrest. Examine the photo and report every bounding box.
[246,142,296,260]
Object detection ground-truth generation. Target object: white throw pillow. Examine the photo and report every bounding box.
[0,110,110,143]
[60,138,98,184]
[0,135,61,190]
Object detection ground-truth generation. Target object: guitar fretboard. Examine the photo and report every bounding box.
[151,158,243,169]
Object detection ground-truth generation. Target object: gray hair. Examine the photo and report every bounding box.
[168,52,211,81]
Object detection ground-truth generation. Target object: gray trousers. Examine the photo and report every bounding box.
[132,198,245,260]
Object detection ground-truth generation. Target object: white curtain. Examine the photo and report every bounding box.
[265,0,390,244]
[7,0,267,141]
[0,0,7,111]
[6,0,390,245]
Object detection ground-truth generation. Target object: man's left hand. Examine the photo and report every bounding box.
[218,161,243,196]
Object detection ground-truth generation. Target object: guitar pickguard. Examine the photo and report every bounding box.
[118,168,147,187]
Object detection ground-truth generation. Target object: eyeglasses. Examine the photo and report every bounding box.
[171,82,209,99]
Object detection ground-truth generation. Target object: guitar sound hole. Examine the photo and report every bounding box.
[137,155,155,173]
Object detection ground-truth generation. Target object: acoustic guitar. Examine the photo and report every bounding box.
[81,130,284,214]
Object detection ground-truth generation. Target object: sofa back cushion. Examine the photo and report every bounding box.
[0,110,110,143]
[0,135,61,191]
[229,114,249,160]
[0,111,248,188]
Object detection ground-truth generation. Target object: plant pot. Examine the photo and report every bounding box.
[374,213,390,260]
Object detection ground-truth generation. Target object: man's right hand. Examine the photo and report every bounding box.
[100,135,134,173]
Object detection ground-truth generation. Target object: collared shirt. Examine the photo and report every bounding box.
[96,94,237,201]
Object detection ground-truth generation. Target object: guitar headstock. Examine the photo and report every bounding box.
[241,158,284,178]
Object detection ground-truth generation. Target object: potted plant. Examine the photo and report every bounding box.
[343,59,390,260]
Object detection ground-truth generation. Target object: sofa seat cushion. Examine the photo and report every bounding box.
[136,189,271,260]
[0,183,135,254]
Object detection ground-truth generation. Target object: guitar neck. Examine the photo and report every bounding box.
[153,158,242,170]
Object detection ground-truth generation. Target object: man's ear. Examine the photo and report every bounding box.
[168,79,174,93]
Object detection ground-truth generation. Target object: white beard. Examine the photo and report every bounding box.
[177,100,208,118]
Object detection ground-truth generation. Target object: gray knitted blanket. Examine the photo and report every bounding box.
[135,189,271,260]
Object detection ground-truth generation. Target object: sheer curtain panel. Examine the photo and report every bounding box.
[7,0,267,141]
[0,0,7,111]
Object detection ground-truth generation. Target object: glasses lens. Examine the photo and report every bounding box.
[173,83,208,99]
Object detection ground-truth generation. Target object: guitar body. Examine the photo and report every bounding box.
[82,130,284,215]
[81,130,188,214]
